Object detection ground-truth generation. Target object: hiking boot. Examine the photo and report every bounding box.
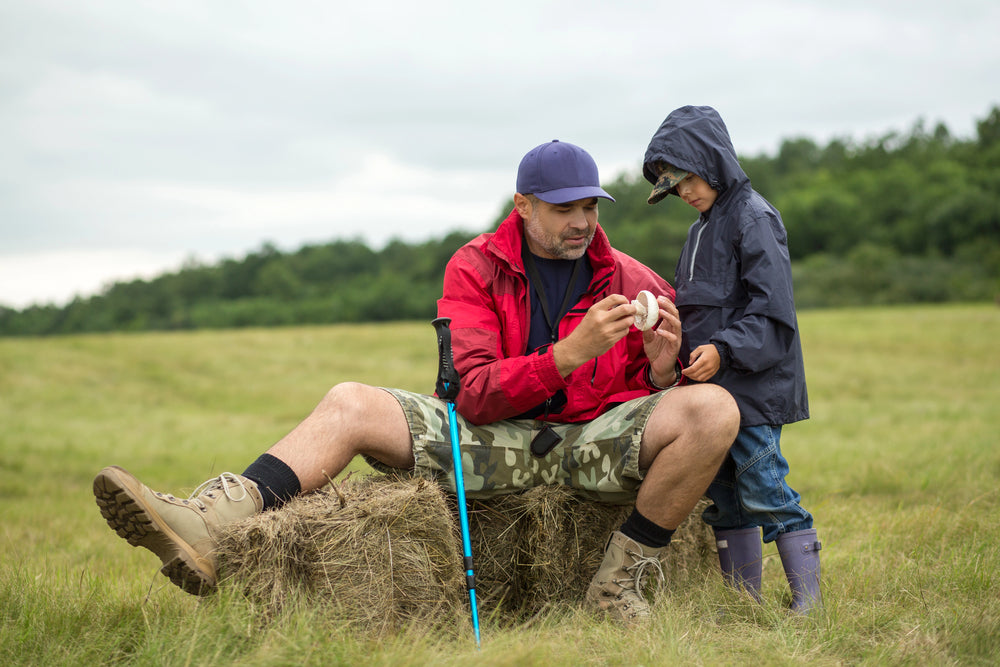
[93,466,263,595]
[585,531,667,625]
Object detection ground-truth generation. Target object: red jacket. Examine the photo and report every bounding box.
[437,208,676,425]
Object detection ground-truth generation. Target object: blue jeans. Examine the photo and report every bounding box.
[702,424,813,543]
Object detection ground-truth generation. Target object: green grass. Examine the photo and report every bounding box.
[1,306,998,665]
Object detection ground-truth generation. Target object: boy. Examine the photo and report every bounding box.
[642,105,822,613]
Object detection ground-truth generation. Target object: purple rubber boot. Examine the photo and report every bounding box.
[776,528,823,614]
[714,526,763,602]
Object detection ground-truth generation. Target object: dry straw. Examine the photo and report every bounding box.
[217,474,715,631]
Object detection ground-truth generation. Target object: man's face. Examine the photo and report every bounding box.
[516,195,599,260]
[676,173,718,213]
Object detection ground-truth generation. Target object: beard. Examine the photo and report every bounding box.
[524,213,594,260]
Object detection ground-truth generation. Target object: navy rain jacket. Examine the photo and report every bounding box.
[643,105,808,426]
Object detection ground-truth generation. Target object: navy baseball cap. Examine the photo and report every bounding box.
[516,140,615,204]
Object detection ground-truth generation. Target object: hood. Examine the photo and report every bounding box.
[642,105,750,206]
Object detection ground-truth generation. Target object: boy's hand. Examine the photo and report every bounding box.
[683,344,721,382]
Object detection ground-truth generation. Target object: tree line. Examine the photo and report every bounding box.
[3,107,999,336]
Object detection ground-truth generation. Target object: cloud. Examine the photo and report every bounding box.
[1,0,998,308]
[0,248,193,309]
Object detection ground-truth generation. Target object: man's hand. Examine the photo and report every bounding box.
[553,294,634,377]
[643,295,682,386]
[682,344,720,382]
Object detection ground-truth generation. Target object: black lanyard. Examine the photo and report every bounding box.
[521,243,584,343]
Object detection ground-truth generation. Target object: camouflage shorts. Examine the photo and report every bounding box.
[365,388,669,504]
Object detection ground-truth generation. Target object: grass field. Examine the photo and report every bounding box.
[1,305,998,666]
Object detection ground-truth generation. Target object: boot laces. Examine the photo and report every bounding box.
[188,473,251,510]
[618,548,666,600]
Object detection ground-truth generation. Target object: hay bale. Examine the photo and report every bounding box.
[466,486,715,618]
[217,474,715,626]
[216,475,466,634]
[464,486,630,616]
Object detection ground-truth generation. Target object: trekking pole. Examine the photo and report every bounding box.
[431,316,481,649]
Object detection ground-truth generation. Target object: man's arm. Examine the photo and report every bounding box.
[437,250,568,425]
[552,294,635,377]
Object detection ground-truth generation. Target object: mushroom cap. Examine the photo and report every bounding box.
[632,290,659,331]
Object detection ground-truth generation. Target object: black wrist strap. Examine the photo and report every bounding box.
[648,361,682,390]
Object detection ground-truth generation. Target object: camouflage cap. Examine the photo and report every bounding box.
[647,162,689,205]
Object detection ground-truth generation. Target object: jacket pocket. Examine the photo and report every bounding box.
[676,279,747,309]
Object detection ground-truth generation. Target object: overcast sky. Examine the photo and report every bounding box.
[2,0,998,309]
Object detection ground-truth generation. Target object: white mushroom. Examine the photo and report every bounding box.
[631,290,659,331]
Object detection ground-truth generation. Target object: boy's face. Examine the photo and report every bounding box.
[676,173,718,213]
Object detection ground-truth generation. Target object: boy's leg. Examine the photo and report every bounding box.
[94,382,415,595]
[713,526,763,600]
[702,451,745,527]
[727,425,812,543]
[726,424,821,613]
[776,528,823,614]
[703,447,762,599]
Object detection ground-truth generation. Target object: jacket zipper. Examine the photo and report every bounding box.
[688,218,707,281]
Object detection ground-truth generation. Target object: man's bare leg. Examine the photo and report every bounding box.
[635,383,739,528]
[93,382,415,594]
[265,382,415,492]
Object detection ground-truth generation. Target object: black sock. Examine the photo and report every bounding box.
[620,508,675,549]
[242,453,301,510]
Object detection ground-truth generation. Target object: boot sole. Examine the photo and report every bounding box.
[93,466,216,596]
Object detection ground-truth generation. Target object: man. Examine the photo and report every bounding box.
[94,140,739,625]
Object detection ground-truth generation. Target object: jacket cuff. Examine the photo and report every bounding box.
[534,344,569,393]
[711,340,730,370]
